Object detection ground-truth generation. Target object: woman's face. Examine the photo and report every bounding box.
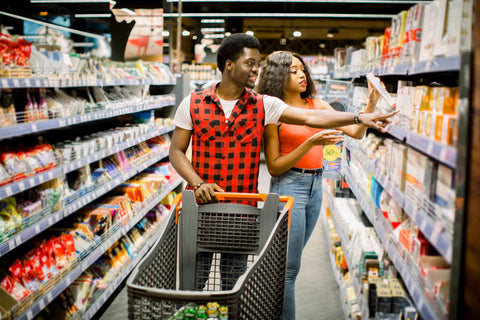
[287,56,307,93]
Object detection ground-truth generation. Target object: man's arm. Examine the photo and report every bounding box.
[279,105,397,132]
[169,126,223,203]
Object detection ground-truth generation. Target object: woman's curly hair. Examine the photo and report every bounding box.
[256,51,316,100]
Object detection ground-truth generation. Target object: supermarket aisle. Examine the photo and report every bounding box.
[96,163,344,320]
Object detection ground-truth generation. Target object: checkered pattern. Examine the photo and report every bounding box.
[190,84,265,194]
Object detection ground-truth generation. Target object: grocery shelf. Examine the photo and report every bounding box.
[0,78,176,89]
[342,166,448,320]
[334,55,460,79]
[0,148,170,258]
[0,125,174,201]
[385,124,408,142]
[79,224,161,320]
[13,177,182,320]
[0,94,175,140]
[406,132,457,169]
[403,198,453,264]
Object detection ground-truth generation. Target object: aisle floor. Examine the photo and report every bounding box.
[95,163,345,320]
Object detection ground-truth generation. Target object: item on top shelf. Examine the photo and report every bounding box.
[389,10,408,66]
[400,4,425,65]
[366,73,396,109]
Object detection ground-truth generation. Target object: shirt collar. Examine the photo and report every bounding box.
[203,82,257,105]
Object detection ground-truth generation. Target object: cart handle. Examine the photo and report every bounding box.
[174,192,294,229]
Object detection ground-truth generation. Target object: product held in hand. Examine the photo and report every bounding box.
[366,73,397,109]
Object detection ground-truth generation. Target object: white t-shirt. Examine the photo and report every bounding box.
[173,93,288,130]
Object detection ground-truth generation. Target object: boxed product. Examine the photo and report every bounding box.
[405,148,436,202]
[389,10,408,66]
[401,4,425,64]
[418,1,439,61]
[435,164,455,224]
[432,0,449,57]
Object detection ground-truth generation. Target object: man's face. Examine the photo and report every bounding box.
[230,47,261,89]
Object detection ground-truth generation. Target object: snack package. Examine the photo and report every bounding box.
[51,237,68,269]
[0,271,30,301]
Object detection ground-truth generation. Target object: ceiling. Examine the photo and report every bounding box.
[2,0,432,58]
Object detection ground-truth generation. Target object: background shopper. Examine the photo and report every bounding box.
[256,50,380,319]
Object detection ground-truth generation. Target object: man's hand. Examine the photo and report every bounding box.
[194,183,224,204]
[359,111,399,132]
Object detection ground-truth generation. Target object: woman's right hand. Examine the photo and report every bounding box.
[307,130,344,146]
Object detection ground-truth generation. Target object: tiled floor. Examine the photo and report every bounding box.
[96,163,345,320]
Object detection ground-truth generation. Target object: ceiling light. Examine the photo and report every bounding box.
[166,0,429,3]
[120,8,136,15]
[245,30,254,36]
[74,13,112,18]
[162,31,170,37]
[293,30,301,37]
[204,34,225,39]
[319,43,326,48]
[72,42,95,47]
[201,27,225,33]
[280,38,287,45]
[192,35,198,40]
[182,30,191,36]
[327,33,334,38]
[200,19,225,23]
[164,13,395,18]
[0,10,106,39]
[225,32,231,37]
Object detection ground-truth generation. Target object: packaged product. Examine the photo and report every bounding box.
[0,271,30,301]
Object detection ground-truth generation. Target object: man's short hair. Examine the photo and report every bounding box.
[216,33,261,72]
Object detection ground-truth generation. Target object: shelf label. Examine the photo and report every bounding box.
[8,240,15,250]
[427,141,434,154]
[47,292,53,301]
[35,225,41,234]
[26,309,33,320]
[5,186,12,197]
[12,79,20,88]
[31,123,38,132]
[39,299,45,310]
[431,221,444,245]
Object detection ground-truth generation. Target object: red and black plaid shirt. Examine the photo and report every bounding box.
[190,84,265,194]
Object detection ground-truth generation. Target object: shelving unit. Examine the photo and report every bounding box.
[13,177,182,320]
[0,66,182,319]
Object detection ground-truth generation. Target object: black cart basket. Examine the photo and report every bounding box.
[127,191,294,320]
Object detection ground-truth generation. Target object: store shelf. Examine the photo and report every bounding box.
[334,55,461,79]
[385,124,408,142]
[80,216,167,320]
[344,138,453,264]
[403,198,453,264]
[0,78,176,89]
[406,132,457,169]
[0,94,175,140]
[0,148,170,258]
[13,177,182,320]
[342,166,448,320]
[0,125,174,201]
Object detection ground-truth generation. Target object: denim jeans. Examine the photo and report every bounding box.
[270,169,323,320]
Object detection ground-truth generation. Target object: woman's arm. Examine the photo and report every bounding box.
[263,124,343,177]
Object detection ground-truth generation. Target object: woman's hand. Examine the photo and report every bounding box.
[307,130,344,146]
[358,111,399,132]
[194,182,224,204]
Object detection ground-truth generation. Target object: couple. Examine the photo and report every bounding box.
[169,33,392,319]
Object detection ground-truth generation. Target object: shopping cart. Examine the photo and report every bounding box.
[127,190,294,320]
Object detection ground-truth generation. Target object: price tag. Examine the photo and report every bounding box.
[35,225,41,234]
[59,119,66,127]
[427,141,434,155]
[48,171,54,180]
[26,309,33,320]
[8,240,15,250]
[440,147,448,163]
[18,181,25,191]
[431,221,444,245]
[47,292,53,302]
[5,185,12,197]
[31,123,38,132]
[48,217,53,225]
[12,78,20,88]
[39,299,45,310]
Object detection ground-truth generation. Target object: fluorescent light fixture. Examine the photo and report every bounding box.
[319,43,326,48]
[204,33,225,39]
[167,0,429,3]
[162,30,170,37]
[201,27,225,33]
[192,35,198,40]
[74,13,112,18]
[293,30,302,37]
[182,30,191,36]
[120,8,136,15]
[31,0,115,3]
[201,19,225,23]
[245,30,254,36]
[225,32,231,37]
[326,33,334,38]
[164,12,395,18]
[0,11,106,39]
[72,42,95,47]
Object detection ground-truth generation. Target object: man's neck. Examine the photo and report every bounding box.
[216,80,245,100]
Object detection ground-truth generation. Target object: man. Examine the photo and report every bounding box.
[170,33,394,203]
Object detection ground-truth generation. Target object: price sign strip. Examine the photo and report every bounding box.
[342,166,448,320]
[14,178,182,320]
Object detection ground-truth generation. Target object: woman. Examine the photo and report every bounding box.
[256,51,380,319]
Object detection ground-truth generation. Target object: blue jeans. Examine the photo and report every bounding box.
[270,169,323,320]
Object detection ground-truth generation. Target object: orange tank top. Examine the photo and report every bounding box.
[279,98,323,169]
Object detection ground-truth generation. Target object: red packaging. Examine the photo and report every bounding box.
[52,237,67,269]
[0,273,30,301]
[61,234,76,261]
